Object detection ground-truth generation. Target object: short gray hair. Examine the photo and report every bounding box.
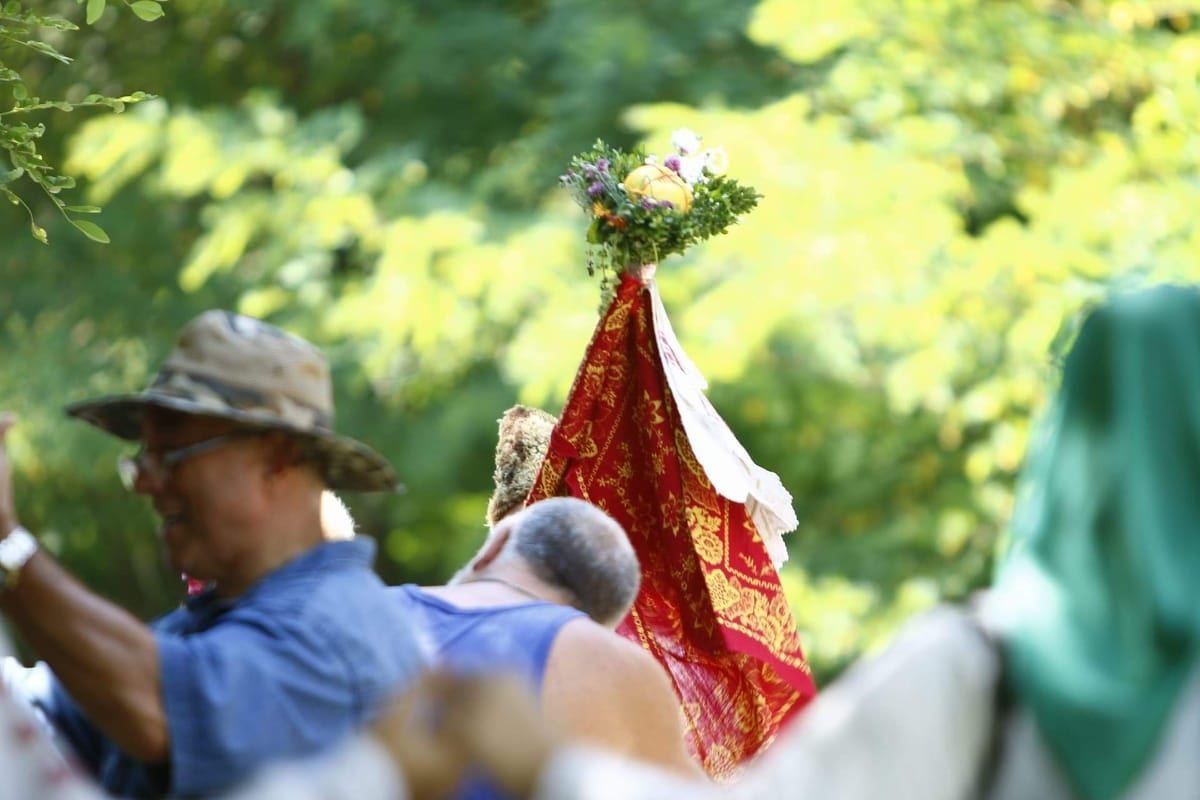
[506,497,640,627]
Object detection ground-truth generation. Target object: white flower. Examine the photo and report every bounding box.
[677,154,707,185]
[671,128,702,156]
[703,146,728,176]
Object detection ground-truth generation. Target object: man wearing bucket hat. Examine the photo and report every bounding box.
[0,310,423,799]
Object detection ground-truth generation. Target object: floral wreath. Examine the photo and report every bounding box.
[560,129,761,289]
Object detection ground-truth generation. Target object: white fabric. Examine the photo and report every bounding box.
[987,669,1200,800]
[534,745,705,800]
[535,607,999,800]
[0,628,102,800]
[223,736,407,800]
[733,607,997,800]
[534,606,1200,800]
[647,279,798,569]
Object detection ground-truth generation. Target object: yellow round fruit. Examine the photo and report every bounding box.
[622,163,693,212]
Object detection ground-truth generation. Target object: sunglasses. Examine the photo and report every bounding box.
[117,429,262,490]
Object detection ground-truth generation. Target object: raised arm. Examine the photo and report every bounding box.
[0,414,166,763]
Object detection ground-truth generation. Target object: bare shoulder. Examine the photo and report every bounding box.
[543,619,702,777]
[547,618,666,683]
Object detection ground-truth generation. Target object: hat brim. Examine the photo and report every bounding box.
[66,392,402,494]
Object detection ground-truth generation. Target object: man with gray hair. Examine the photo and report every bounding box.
[450,496,640,627]
[392,495,699,792]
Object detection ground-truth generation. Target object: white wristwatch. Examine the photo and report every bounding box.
[0,526,38,589]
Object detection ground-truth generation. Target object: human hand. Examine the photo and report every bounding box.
[434,672,555,799]
[371,673,470,800]
[372,671,555,800]
[0,414,17,536]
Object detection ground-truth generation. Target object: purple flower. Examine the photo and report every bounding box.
[596,158,610,173]
[658,200,675,210]
[587,182,605,197]
[640,198,657,210]
[664,155,682,173]
[583,164,597,178]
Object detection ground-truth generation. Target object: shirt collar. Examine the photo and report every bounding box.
[184,538,378,615]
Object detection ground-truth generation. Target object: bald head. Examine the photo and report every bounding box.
[492,498,640,628]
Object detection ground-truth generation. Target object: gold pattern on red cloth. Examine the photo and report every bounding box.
[528,274,817,777]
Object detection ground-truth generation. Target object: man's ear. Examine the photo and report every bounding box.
[261,433,307,478]
[471,524,513,572]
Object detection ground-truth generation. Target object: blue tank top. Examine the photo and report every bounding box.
[391,584,586,800]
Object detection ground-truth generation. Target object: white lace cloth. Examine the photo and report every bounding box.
[0,626,108,800]
[647,276,798,568]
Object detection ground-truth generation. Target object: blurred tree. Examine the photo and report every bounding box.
[4,0,1200,681]
[3,0,800,619]
[0,0,157,243]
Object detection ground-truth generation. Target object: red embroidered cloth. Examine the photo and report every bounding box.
[528,274,816,777]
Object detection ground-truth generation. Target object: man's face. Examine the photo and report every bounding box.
[134,409,268,583]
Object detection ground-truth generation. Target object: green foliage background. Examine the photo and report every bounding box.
[4,0,1200,681]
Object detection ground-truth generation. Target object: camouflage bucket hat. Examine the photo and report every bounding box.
[65,310,399,493]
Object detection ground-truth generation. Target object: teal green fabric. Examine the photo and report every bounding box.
[994,285,1200,799]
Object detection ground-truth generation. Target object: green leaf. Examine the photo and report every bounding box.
[64,204,101,213]
[43,175,77,193]
[128,1,165,21]
[11,83,27,100]
[0,167,23,185]
[30,221,47,244]
[23,41,73,64]
[8,100,77,113]
[37,17,80,32]
[70,218,110,243]
[86,0,106,25]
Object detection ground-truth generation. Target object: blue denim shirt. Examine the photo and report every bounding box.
[34,538,422,799]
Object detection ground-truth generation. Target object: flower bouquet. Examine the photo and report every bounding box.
[559,129,761,286]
